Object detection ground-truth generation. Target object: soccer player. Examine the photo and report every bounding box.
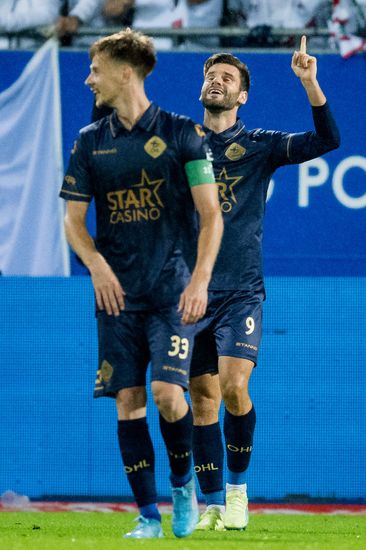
[190,36,340,531]
[60,29,223,539]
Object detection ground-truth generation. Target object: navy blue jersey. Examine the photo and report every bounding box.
[206,103,340,292]
[60,103,213,305]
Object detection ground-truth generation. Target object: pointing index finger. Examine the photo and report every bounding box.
[300,35,307,54]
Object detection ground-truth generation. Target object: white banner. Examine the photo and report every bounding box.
[0,39,70,275]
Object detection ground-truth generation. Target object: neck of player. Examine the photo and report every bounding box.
[203,107,239,135]
[114,91,151,131]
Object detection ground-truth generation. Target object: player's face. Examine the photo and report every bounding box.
[201,63,247,113]
[85,53,125,108]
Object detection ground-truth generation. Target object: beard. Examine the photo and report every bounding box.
[201,91,239,113]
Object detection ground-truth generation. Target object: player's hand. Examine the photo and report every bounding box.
[89,254,125,316]
[103,0,134,18]
[291,35,317,83]
[178,276,208,325]
[56,16,80,37]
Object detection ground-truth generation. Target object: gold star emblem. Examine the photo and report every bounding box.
[132,169,165,207]
[217,167,243,212]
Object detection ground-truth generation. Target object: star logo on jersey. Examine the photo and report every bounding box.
[132,169,164,207]
[224,143,246,161]
[216,167,243,213]
[144,136,167,158]
[106,170,165,224]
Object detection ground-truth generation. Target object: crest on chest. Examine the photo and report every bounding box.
[224,143,246,161]
[144,136,167,158]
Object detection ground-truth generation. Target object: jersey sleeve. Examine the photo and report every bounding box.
[59,132,94,202]
[179,119,216,186]
[268,102,340,168]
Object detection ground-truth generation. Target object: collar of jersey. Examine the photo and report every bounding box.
[109,103,160,137]
[204,118,246,143]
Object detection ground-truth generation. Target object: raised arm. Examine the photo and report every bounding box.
[269,35,340,166]
[291,35,326,107]
[64,200,125,316]
[179,183,223,324]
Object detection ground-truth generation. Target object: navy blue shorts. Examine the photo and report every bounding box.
[94,308,196,397]
[190,290,264,378]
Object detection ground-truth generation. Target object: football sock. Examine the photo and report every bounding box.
[139,503,161,522]
[206,490,225,506]
[224,406,256,485]
[117,418,157,507]
[159,408,193,487]
[193,422,225,505]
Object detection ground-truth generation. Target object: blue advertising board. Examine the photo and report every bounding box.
[0,276,365,501]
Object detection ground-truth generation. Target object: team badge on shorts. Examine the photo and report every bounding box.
[100,359,114,382]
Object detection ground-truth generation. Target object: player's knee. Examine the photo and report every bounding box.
[221,378,249,410]
[191,394,220,425]
[151,381,182,417]
[153,391,175,413]
[116,386,147,418]
[190,374,221,424]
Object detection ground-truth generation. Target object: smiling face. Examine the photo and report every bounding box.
[85,53,127,108]
[200,63,248,113]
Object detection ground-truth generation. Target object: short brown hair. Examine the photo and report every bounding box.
[90,28,156,79]
[204,53,250,92]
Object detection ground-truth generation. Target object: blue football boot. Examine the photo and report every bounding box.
[171,478,199,538]
[123,515,163,538]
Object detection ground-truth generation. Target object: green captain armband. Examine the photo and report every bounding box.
[185,159,216,187]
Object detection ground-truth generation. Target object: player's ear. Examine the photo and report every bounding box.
[238,90,248,106]
[121,63,133,83]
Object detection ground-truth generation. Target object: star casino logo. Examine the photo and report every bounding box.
[216,167,243,213]
[107,169,165,224]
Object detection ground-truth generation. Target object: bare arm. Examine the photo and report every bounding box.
[291,35,326,107]
[64,201,125,316]
[179,183,223,324]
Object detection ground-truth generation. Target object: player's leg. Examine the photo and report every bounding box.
[148,310,199,538]
[189,329,225,531]
[215,294,263,530]
[95,310,163,539]
[219,357,255,530]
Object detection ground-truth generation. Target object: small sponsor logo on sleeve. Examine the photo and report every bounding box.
[64,175,76,185]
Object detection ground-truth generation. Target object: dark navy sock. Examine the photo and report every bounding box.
[117,418,157,507]
[159,408,193,485]
[224,406,256,478]
[193,422,224,503]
